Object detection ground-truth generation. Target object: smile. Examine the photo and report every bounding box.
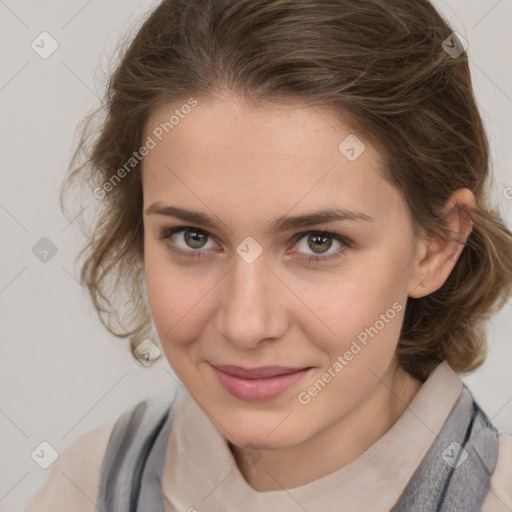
[211,364,312,402]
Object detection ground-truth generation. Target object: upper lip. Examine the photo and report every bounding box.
[212,364,310,379]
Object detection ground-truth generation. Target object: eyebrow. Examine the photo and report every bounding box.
[144,203,374,234]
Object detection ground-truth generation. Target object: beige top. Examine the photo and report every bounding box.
[25,361,512,511]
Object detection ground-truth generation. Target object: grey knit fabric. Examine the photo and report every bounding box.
[94,384,186,512]
[391,385,499,511]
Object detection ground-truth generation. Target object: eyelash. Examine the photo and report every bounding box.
[156,226,352,263]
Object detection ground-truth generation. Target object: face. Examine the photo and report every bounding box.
[142,95,422,451]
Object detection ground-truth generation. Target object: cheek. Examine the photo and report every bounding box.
[143,247,217,353]
[144,248,191,341]
[296,254,408,365]
[144,250,172,330]
[294,276,406,418]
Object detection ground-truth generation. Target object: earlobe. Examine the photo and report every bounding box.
[408,188,475,299]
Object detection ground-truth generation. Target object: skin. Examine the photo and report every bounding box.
[141,94,475,491]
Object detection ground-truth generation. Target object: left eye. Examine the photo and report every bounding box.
[161,227,218,251]
[294,232,344,255]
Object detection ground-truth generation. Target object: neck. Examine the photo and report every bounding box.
[230,360,423,492]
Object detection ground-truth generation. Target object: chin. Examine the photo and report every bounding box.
[228,431,300,452]
[223,410,312,451]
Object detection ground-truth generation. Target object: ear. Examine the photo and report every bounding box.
[408,188,475,298]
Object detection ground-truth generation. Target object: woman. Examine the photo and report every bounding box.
[25,0,512,510]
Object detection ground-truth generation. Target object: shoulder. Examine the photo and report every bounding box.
[23,415,119,512]
[482,433,512,511]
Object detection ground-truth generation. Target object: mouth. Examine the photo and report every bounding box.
[211,364,312,402]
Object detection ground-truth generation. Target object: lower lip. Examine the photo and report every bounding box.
[212,366,311,402]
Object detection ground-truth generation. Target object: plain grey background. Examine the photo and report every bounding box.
[0,0,511,510]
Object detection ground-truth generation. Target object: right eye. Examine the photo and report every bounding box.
[157,226,220,256]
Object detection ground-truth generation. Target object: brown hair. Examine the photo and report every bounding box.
[62,0,512,381]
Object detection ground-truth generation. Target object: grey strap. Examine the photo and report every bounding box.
[391,384,499,511]
[95,385,186,512]
[137,385,187,509]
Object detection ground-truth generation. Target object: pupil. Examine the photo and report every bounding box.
[185,230,207,249]
[308,234,332,253]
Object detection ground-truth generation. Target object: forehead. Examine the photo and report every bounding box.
[141,97,400,227]
[144,97,373,162]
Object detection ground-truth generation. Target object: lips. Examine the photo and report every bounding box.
[212,364,308,379]
[211,364,312,401]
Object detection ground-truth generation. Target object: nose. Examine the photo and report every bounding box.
[214,252,289,349]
